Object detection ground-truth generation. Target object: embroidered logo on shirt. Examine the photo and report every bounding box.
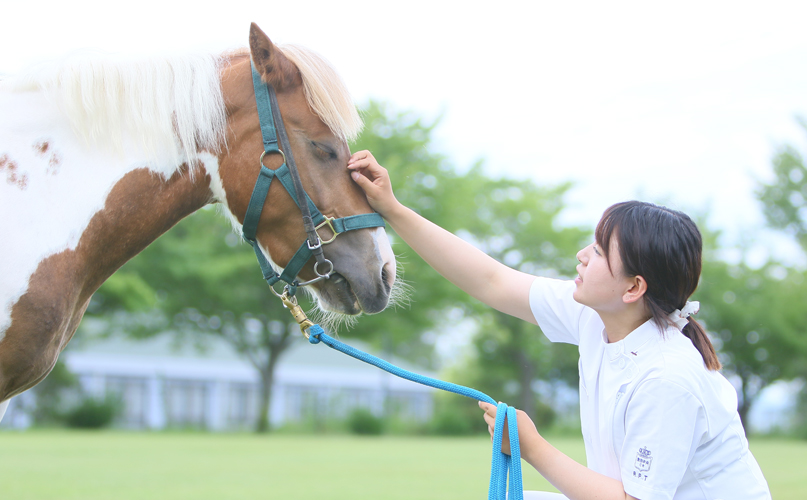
[634,446,653,472]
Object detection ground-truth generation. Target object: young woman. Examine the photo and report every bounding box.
[347,151,772,500]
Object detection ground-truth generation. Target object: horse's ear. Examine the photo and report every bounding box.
[249,23,301,90]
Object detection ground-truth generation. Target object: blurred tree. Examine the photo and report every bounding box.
[757,117,807,252]
[349,102,586,423]
[794,383,807,439]
[86,207,298,433]
[30,359,80,425]
[754,120,807,435]
[446,173,586,423]
[344,101,475,365]
[86,100,585,431]
[696,256,807,430]
[86,100,470,432]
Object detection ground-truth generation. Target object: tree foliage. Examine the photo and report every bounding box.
[350,102,586,422]
[757,118,807,252]
[84,100,586,431]
[696,256,807,428]
[753,119,807,435]
[86,206,300,432]
[81,101,807,437]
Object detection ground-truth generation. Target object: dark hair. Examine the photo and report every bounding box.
[595,201,721,370]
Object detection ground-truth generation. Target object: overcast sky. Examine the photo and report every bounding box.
[4,0,807,265]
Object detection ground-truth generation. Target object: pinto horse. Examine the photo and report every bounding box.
[0,24,397,423]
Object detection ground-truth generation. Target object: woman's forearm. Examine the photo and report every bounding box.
[347,149,536,322]
[526,437,633,500]
[383,203,537,323]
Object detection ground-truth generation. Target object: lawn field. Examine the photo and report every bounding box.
[0,430,803,499]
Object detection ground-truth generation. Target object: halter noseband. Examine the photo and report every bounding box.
[241,62,384,299]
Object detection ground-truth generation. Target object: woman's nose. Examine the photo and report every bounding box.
[576,244,590,264]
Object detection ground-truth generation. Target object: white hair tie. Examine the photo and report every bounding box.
[668,301,699,330]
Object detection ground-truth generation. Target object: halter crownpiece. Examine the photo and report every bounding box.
[669,301,700,330]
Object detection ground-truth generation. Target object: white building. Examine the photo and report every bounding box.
[1,332,436,431]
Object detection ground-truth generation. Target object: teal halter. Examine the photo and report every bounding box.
[242,62,385,297]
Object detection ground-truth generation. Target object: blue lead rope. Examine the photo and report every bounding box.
[307,324,523,500]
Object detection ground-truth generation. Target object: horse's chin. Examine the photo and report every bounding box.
[317,273,362,316]
[314,272,391,317]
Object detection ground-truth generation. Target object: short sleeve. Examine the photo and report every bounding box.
[620,379,707,500]
[528,277,586,345]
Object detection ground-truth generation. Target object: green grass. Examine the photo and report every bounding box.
[0,430,803,499]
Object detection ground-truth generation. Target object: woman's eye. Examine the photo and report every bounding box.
[593,245,601,256]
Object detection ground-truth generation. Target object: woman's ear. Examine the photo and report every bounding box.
[623,275,648,304]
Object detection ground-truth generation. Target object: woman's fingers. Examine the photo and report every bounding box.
[479,401,512,455]
[347,150,376,169]
[346,151,398,216]
[350,169,373,188]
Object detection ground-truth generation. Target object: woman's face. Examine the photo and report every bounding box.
[573,240,636,314]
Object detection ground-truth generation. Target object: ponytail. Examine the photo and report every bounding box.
[681,317,721,371]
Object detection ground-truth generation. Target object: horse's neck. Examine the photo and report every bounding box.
[76,162,216,293]
[0,88,216,336]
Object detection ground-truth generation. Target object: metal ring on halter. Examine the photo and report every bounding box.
[269,281,287,298]
[295,258,334,286]
[259,148,286,168]
[314,259,334,278]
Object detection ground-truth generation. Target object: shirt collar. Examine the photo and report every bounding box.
[602,319,658,361]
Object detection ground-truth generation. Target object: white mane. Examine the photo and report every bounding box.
[4,51,227,173]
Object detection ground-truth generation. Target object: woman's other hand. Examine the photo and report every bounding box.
[479,401,542,459]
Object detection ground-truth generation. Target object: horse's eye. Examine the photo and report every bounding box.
[311,141,337,161]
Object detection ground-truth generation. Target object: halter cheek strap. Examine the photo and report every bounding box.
[242,62,385,295]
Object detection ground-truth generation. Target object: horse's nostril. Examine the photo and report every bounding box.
[380,267,392,295]
[331,273,347,284]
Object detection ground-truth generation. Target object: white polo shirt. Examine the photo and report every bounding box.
[529,277,771,500]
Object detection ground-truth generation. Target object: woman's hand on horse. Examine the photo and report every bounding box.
[348,150,401,217]
[479,401,541,460]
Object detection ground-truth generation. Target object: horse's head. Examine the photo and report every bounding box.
[215,24,396,317]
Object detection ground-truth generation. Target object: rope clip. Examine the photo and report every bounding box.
[279,291,315,337]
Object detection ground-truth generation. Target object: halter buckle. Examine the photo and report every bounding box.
[315,216,339,245]
[307,238,323,251]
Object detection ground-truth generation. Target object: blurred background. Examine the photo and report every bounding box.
[1,1,806,497]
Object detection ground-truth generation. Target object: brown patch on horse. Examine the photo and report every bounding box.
[0,165,213,401]
[48,152,62,175]
[34,141,50,156]
[33,140,62,175]
[0,154,29,190]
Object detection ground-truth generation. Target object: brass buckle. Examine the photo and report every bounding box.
[315,216,338,245]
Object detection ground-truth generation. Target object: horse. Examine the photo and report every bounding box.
[0,23,397,423]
